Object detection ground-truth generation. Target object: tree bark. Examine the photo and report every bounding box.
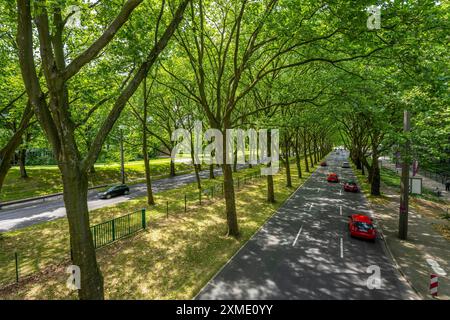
[18,148,28,178]
[63,168,104,300]
[170,159,176,177]
[285,157,292,187]
[222,163,239,236]
[370,150,381,195]
[209,164,215,179]
[295,136,302,179]
[308,141,314,168]
[0,102,33,193]
[194,164,202,190]
[303,132,309,173]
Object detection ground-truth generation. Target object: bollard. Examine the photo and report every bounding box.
[141,208,146,229]
[430,274,438,297]
[14,252,19,283]
[166,201,169,218]
[184,194,187,213]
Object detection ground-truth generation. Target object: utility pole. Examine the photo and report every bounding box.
[399,110,410,240]
[119,125,126,185]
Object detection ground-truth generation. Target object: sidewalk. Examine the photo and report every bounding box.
[379,156,450,201]
[357,164,450,300]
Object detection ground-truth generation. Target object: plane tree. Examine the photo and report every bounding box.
[15,0,190,299]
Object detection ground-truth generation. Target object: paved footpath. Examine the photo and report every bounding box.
[379,156,450,201]
[196,151,418,300]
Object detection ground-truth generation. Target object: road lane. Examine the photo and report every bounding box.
[196,151,417,300]
[0,165,247,232]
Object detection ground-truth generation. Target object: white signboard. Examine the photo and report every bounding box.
[409,177,422,194]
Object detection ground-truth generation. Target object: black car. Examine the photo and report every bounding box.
[342,161,351,168]
[98,185,130,199]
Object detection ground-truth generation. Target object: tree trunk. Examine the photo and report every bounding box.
[194,164,201,190]
[170,159,176,177]
[295,141,302,179]
[303,140,309,173]
[222,163,239,237]
[266,129,275,202]
[308,143,314,168]
[313,140,317,164]
[233,151,238,172]
[0,102,33,194]
[285,156,292,187]
[370,151,381,195]
[62,168,104,300]
[209,164,215,179]
[18,148,28,178]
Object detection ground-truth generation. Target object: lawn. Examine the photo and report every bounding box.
[0,157,319,299]
[0,158,192,202]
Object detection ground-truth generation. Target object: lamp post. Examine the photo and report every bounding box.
[399,110,410,240]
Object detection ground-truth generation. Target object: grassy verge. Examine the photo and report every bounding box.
[0,158,192,202]
[0,158,318,299]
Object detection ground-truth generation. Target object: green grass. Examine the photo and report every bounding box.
[351,163,447,204]
[0,157,319,299]
[0,158,192,202]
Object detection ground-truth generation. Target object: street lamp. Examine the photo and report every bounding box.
[398,110,410,240]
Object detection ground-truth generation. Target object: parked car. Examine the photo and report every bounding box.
[320,161,327,167]
[348,214,376,241]
[98,184,130,199]
[343,180,359,192]
[342,161,351,168]
[327,173,339,183]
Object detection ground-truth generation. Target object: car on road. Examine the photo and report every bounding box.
[343,180,359,192]
[342,161,351,168]
[348,214,376,241]
[327,173,339,183]
[98,184,130,199]
[320,161,327,166]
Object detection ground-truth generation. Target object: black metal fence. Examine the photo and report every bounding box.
[90,209,146,249]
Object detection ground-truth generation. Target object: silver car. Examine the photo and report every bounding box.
[342,161,350,168]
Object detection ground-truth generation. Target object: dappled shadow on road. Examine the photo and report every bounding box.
[197,152,416,300]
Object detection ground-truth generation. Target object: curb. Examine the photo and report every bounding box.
[353,163,426,300]
[374,217,425,300]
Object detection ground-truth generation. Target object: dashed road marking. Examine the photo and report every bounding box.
[292,225,303,246]
[340,205,342,216]
[340,238,344,258]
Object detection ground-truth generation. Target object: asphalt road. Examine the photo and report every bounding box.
[196,151,418,300]
[0,165,244,232]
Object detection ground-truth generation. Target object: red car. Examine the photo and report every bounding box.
[327,173,339,183]
[348,214,376,241]
[343,180,359,192]
[320,161,327,167]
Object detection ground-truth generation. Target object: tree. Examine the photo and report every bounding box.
[15,0,190,299]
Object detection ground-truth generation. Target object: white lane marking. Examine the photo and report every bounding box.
[340,237,344,258]
[317,188,320,193]
[309,204,313,211]
[339,205,342,216]
[339,189,342,196]
[292,225,303,246]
